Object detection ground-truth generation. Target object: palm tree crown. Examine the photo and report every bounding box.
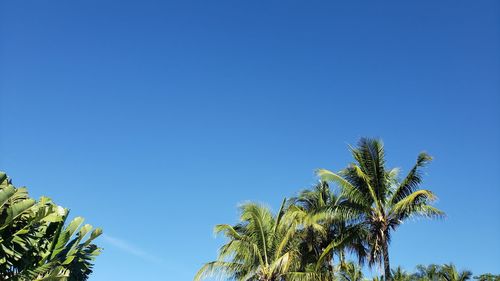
[317,138,444,281]
[439,264,473,281]
[195,199,305,281]
[288,181,367,278]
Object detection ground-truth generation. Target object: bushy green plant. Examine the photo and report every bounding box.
[0,171,102,280]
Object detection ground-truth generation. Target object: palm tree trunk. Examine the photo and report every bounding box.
[382,239,391,281]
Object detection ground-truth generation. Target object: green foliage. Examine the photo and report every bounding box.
[474,274,500,281]
[412,264,474,281]
[0,171,102,280]
[339,262,364,281]
[439,264,473,281]
[196,137,497,281]
[392,266,412,281]
[414,264,441,281]
[195,199,311,281]
[288,181,367,277]
[373,264,479,281]
[318,138,444,281]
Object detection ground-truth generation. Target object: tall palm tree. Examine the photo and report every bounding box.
[439,264,472,281]
[195,199,308,281]
[317,138,444,281]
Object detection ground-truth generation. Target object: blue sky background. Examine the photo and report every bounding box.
[1,1,499,280]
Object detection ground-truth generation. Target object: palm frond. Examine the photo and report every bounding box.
[390,153,432,205]
[317,169,370,207]
[391,190,444,220]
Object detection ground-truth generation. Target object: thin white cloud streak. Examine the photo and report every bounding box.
[101,234,167,265]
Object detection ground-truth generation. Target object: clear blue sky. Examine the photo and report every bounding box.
[1,1,499,280]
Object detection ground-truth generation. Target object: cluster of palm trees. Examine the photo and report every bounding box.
[338,262,485,281]
[195,138,446,281]
[0,171,102,280]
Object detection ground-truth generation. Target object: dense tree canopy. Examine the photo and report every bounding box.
[0,171,102,280]
[196,138,461,281]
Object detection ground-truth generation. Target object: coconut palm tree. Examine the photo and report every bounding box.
[289,181,341,274]
[195,199,311,281]
[317,138,444,281]
[288,181,367,278]
[439,264,472,281]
